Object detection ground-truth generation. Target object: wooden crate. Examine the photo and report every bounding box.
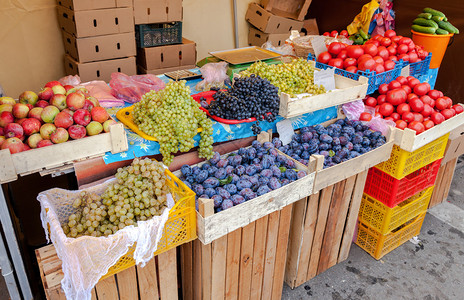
[0,123,128,184]
[284,171,368,289]
[261,0,312,21]
[180,203,294,300]
[429,157,458,208]
[392,104,464,152]
[35,244,179,300]
[279,62,368,119]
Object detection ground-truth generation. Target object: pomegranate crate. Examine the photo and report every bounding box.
[364,159,441,208]
[358,186,433,235]
[355,213,426,260]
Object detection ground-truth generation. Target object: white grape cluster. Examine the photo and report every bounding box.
[62,158,169,238]
[240,58,326,97]
[133,80,214,165]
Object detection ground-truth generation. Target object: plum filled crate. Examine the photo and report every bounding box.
[278,60,369,119]
[0,123,128,184]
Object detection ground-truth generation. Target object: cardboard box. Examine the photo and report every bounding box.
[64,55,136,83]
[62,31,136,63]
[57,6,134,38]
[133,0,183,25]
[260,0,312,21]
[137,64,196,75]
[136,38,196,70]
[56,0,132,11]
[246,3,303,34]
[302,18,319,35]
[248,26,289,47]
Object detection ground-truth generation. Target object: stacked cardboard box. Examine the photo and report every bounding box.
[134,0,197,75]
[246,1,312,47]
[57,0,137,83]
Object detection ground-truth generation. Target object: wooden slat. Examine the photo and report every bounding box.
[137,259,159,300]
[271,205,293,300]
[181,242,193,300]
[238,222,255,300]
[211,236,228,300]
[294,193,319,287]
[42,256,63,277]
[306,184,334,279]
[284,197,308,287]
[250,215,268,300]
[36,245,57,261]
[46,287,67,300]
[442,158,457,200]
[338,171,368,263]
[193,240,202,300]
[317,180,346,274]
[261,211,280,300]
[95,275,119,300]
[116,266,138,300]
[225,229,241,300]
[91,288,97,300]
[44,270,64,291]
[158,248,178,300]
[201,243,212,300]
[429,163,446,208]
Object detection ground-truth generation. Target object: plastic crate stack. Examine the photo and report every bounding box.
[57,0,137,83]
[355,133,449,259]
[134,0,197,75]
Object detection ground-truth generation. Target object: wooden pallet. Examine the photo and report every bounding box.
[180,203,294,300]
[429,157,458,208]
[284,171,368,289]
[35,244,179,300]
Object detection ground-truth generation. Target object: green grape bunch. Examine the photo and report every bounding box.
[132,80,214,165]
[62,158,169,238]
[240,58,326,97]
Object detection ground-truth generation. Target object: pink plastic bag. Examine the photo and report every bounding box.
[80,81,124,108]
[342,100,394,136]
[59,75,81,86]
[109,73,165,103]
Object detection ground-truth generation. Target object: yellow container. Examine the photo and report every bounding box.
[355,213,426,260]
[375,133,449,179]
[100,169,196,280]
[358,186,433,235]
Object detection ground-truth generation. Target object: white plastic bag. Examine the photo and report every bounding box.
[37,178,174,300]
[195,62,230,91]
[59,75,81,86]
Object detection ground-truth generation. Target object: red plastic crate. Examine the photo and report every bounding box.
[364,159,441,208]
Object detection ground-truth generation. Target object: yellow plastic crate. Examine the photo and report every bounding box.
[375,133,449,179]
[355,213,425,260]
[358,186,433,235]
[100,169,196,280]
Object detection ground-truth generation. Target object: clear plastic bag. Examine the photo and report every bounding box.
[59,75,81,86]
[80,81,124,107]
[342,100,365,121]
[262,41,295,56]
[342,100,394,136]
[195,62,230,91]
[37,178,174,300]
[109,73,165,103]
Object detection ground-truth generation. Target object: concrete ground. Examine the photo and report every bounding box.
[282,157,464,300]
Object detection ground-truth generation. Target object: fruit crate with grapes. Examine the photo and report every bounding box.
[0,123,128,184]
[174,138,316,245]
[278,61,369,119]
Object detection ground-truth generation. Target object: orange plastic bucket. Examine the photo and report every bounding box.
[411,30,454,69]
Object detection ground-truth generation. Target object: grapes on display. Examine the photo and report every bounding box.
[240,58,327,97]
[62,158,169,238]
[132,80,214,165]
[274,119,387,168]
[180,140,307,213]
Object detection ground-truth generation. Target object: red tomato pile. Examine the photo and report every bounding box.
[323,30,349,38]
[362,76,463,134]
[317,30,429,74]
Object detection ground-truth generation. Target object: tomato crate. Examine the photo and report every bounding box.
[135,22,182,48]
[355,213,426,260]
[375,133,448,179]
[364,159,441,208]
[307,53,403,94]
[358,186,433,235]
[406,52,431,78]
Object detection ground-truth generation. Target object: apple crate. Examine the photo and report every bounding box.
[278,60,369,119]
[0,123,128,184]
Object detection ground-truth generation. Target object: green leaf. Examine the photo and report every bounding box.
[219,176,232,185]
[329,150,335,157]
[279,167,287,173]
[228,153,236,157]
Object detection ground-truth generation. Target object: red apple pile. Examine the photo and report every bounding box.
[361,76,463,134]
[316,29,429,74]
[0,81,117,154]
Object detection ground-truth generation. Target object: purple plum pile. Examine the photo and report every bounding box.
[180,140,307,213]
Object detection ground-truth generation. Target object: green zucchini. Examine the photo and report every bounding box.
[431,16,444,23]
[438,20,459,34]
[412,24,437,34]
[417,13,432,20]
[358,28,368,40]
[436,28,450,35]
[423,8,446,18]
[413,18,438,29]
